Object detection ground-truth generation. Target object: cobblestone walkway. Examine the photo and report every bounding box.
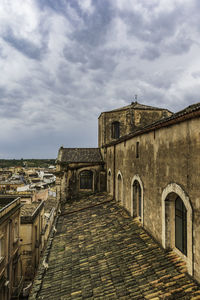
[29,193,200,300]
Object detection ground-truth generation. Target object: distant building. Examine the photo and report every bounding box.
[0,196,22,300]
[0,181,24,194]
[20,202,44,283]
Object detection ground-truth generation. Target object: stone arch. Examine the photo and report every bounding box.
[161,183,193,275]
[131,175,144,225]
[107,169,111,194]
[116,171,123,205]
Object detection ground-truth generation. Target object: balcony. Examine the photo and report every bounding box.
[11,276,23,299]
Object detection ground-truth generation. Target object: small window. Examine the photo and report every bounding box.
[112,122,120,139]
[80,170,93,189]
[136,142,139,158]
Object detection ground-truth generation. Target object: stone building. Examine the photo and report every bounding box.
[20,201,44,283]
[56,147,106,201]
[98,101,172,147]
[99,101,200,282]
[0,196,23,300]
[0,181,24,194]
[56,101,200,283]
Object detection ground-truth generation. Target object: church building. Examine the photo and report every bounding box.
[57,100,200,283]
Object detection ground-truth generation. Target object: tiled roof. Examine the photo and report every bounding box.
[29,194,200,300]
[0,197,17,210]
[21,201,44,224]
[44,197,59,214]
[57,147,103,163]
[21,202,41,217]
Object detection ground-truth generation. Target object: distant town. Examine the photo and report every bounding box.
[0,159,55,168]
[0,159,59,299]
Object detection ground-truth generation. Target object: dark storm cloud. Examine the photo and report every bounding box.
[36,0,69,14]
[70,0,115,47]
[3,28,45,60]
[130,7,177,42]
[120,2,194,57]
[166,34,192,55]
[63,43,117,72]
[63,44,88,64]
[140,46,160,60]
[0,87,25,118]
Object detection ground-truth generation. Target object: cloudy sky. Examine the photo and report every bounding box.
[0,0,200,158]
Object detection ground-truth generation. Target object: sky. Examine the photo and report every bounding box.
[0,0,200,159]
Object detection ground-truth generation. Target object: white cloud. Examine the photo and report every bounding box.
[77,0,94,14]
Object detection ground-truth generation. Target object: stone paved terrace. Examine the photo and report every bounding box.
[29,193,200,300]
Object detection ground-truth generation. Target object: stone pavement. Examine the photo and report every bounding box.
[29,193,200,300]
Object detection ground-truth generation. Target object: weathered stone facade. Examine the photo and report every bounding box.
[20,201,44,282]
[0,196,22,300]
[56,148,106,201]
[56,101,200,283]
[98,102,172,148]
[101,102,200,281]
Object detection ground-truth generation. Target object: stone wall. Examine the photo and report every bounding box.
[58,163,106,201]
[98,108,171,147]
[105,117,200,281]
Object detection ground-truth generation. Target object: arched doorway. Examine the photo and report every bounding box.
[116,171,123,204]
[80,170,93,190]
[162,183,193,275]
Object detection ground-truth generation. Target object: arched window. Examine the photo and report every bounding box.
[117,172,123,204]
[161,183,193,276]
[80,170,93,189]
[175,196,187,255]
[132,180,142,218]
[112,121,120,139]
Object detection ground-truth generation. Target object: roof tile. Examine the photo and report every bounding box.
[58,148,103,163]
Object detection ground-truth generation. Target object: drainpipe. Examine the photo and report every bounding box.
[113,144,116,200]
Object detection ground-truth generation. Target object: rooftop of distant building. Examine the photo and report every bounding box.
[57,147,103,164]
